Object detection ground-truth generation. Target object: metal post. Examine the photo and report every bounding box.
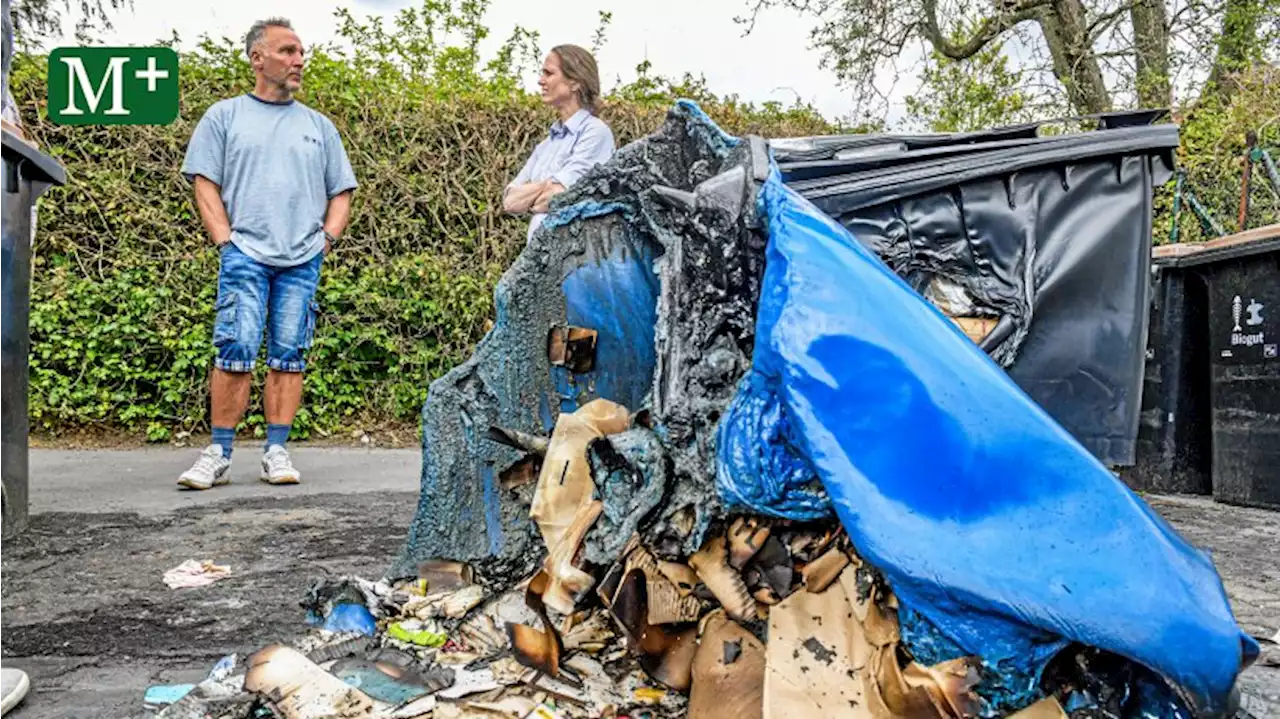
[1237,131,1256,232]
[1254,146,1280,198]
[1170,169,1184,244]
[1186,186,1228,239]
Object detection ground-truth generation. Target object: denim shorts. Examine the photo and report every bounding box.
[212,243,323,373]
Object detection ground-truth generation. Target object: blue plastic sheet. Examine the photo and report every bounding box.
[717,159,1257,714]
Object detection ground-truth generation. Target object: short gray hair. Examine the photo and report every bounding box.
[245,17,293,59]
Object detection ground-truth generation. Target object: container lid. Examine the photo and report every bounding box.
[1154,224,1280,267]
[2,129,67,186]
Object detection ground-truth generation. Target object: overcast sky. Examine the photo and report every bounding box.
[35,0,919,125]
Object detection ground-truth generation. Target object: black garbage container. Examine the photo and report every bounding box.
[2,129,67,540]
[1172,225,1280,509]
[776,111,1179,467]
[1119,244,1213,495]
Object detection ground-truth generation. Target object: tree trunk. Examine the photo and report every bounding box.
[1130,0,1171,109]
[1206,0,1263,98]
[1037,0,1111,114]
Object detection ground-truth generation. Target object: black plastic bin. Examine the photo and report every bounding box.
[2,129,67,540]
[1119,245,1213,495]
[1173,226,1280,510]
[776,111,1179,467]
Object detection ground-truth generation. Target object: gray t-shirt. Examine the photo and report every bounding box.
[182,94,358,267]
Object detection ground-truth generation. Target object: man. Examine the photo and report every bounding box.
[178,17,357,490]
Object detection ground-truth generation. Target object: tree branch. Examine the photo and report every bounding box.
[920,0,1050,60]
[1086,0,1141,39]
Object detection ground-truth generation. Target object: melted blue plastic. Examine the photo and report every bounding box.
[558,237,660,415]
[716,160,1255,715]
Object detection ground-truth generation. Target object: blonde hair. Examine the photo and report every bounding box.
[551,45,601,113]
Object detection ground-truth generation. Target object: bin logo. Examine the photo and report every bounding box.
[1247,298,1264,326]
[48,47,179,126]
[1230,295,1266,349]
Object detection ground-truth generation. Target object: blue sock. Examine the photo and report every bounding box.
[211,426,235,459]
[266,423,292,450]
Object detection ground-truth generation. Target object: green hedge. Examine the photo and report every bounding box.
[10,6,834,441]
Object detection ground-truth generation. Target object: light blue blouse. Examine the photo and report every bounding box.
[508,109,616,238]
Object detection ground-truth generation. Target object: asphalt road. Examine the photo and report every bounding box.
[24,446,421,515]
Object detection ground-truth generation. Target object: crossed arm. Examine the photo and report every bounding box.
[503,125,615,217]
[502,179,565,215]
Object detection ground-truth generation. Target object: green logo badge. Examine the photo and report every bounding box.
[48,47,179,125]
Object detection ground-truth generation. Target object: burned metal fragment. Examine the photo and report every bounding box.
[485,425,550,456]
[548,326,599,373]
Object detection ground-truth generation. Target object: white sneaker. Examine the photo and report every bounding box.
[261,445,301,485]
[178,445,232,490]
[2,667,30,715]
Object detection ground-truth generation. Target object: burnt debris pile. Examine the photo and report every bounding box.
[155,102,1258,719]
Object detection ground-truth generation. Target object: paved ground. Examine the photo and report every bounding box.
[23,447,421,515]
[1,448,1277,718]
[3,447,422,719]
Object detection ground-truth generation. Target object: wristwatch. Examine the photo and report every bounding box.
[323,230,336,250]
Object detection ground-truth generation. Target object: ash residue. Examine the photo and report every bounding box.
[642,139,770,559]
[583,428,670,566]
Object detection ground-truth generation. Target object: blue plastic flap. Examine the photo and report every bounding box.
[717,161,1255,714]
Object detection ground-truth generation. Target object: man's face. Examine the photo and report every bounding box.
[252,25,305,94]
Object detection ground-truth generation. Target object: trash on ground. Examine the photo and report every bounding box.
[387,619,448,648]
[323,603,379,636]
[155,653,254,719]
[163,559,232,589]
[244,644,375,718]
[329,658,433,705]
[143,683,196,708]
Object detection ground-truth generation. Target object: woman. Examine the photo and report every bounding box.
[503,44,615,240]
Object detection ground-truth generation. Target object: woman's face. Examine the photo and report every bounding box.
[539,52,578,109]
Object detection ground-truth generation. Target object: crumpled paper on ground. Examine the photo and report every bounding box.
[163,560,232,589]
